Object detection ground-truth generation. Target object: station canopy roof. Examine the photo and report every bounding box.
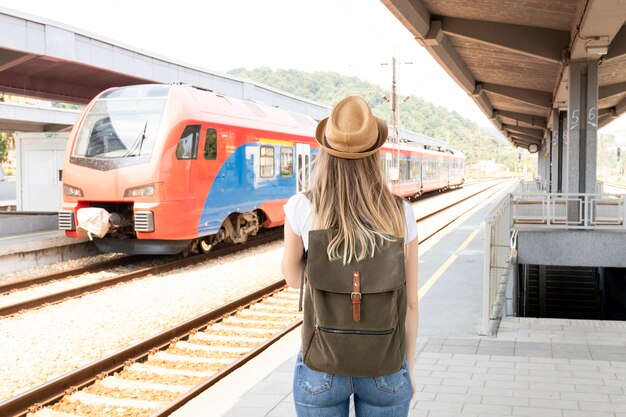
[382,0,626,150]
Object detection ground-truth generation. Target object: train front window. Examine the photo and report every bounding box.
[73,97,166,160]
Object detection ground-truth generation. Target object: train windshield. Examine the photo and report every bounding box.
[72,97,166,162]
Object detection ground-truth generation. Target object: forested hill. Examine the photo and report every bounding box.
[228,67,513,168]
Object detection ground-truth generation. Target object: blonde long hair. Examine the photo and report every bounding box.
[308,149,405,264]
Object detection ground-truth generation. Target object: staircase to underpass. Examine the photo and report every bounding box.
[519,265,601,319]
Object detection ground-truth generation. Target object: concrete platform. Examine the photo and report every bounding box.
[172,179,626,417]
[0,213,58,237]
[0,229,96,278]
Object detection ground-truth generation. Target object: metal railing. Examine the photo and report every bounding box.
[512,192,626,229]
[481,193,517,336]
[519,180,604,194]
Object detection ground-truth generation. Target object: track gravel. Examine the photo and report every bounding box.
[0,240,284,401]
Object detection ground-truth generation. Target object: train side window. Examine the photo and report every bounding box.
[176,125,200,160]
[204,128,217,160]
[400,159,408,181]
[280,147,293,177]
[260,145,275,178]
[412,159,419,179]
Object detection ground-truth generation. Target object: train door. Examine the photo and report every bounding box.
[295,143,310,193]
[198,126,220,187]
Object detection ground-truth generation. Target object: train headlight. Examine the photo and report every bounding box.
[63,184,84,197]
[124,184,156,198]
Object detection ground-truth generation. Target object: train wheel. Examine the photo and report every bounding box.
[199,238,213,254]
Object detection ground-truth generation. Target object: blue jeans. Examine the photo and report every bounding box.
[293,352,412,417]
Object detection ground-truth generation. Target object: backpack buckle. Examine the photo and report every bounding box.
[351,271,362,321]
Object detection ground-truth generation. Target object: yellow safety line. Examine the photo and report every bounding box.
[418,227,481,300]
[0,230,59,241]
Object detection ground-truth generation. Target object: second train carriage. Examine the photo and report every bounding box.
[59,84,465,255]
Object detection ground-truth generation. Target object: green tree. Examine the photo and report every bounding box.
[229,67,511,169]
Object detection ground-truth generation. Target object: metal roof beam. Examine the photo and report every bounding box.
[421,21,475,92]
[570,2,626,60]
[439,17,569,63]
[0,71,104,103]
[493,110,547,128]
[598,107,618,129]
[470,84,503,129]
[599,82,626,101]
[616,97,626,118]
[480,83,552,109]
[606,25,626,61]
[380,0,430,38]
[509,134,539,145]
[598,107,617,123]
[0,52,37,73]
[502,124,544,139]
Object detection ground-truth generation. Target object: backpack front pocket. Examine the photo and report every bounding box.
[304,324,403,377]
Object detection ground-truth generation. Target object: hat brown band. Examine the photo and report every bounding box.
[314,116,388,160]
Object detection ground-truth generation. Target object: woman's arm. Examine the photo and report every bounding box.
[404,236,419,395]
[281,218,305,289]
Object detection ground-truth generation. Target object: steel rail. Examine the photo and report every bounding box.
[151,319,302,417]
[0,280,288,417]
[416,178,511,223]
[604,180,626,190]
[418,179,515,244]
[0,178,510,416]
[0,231,282,317]
[0,255,143,294]
[150,179,515,415]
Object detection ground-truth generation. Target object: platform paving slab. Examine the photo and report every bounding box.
[219,183,626,416]
[220,311,626,417]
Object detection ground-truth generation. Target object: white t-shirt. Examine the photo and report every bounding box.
[283,193,418,251]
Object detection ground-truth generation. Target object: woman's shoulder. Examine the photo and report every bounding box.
[284,193,312,214]
[286,192,310,206]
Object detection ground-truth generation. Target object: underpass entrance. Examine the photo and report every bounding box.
[518,264,626,320]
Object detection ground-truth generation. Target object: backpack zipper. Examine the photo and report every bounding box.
[316,324,394,335]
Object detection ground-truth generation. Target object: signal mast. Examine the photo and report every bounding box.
[381,56,412,192]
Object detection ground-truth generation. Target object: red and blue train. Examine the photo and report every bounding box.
[58,84,465,255]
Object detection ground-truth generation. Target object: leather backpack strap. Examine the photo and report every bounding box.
[298,250,308,312]
[351,271,362,321]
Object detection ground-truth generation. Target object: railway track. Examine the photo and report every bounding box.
[0,280,300,417]
[0,231,282,318]
[0,178,499,319]
[0,177,516,417]
[603,180,626,191]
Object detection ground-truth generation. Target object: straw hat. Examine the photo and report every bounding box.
[315,96,388,159]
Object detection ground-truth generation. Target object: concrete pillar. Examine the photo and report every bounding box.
[544,140,551,188]
[550,110,563,193]
[542,137,550,188]
[537,148,544,183]
[566,60,599,194]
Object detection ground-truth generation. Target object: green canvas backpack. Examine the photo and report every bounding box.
[300,229,407,377]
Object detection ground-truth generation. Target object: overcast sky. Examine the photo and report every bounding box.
[0,0,624,136]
